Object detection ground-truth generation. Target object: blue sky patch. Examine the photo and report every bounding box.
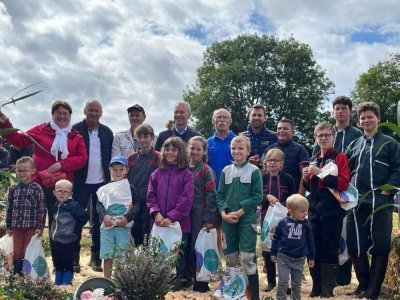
[351,30,396,44]
[249,10,271,32]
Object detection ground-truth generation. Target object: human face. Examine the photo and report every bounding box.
[188,140,205,164]
[174,104,190,128]
[52,106,71,128]
[277,122,294,143]
[164,145,179,164]
[137,134,153,150]
[212,110,232,133]
[109,164,128,181]
[315,129,334,151]
[290,206,308,221]
[249,108,266,130]
[231,141,250,164]
[129,110,145,129]
[333,104,351,124]
[263,156,284,174]
[53,183,73,203]
[15,162,35,184]
[84,101,103,125]
[359,110,379,136]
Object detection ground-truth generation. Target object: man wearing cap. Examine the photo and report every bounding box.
[72,99,114,272]
[112,104,155,157]
[155,101,201,151]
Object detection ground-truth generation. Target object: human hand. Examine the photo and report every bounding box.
[6,229,12,236]
[161,217,172,227]
[0,111,9,123]
[249,155,260,166]
[103,215,113,227]
[271,256,277,263]
[48,162,62,173]
[35,228,43,237]
[308,260,315,268]
[203,223,214,232]
[155,213,164,226]
[267,194,278,205]
[117,216,128,227]
[307,165,320,176]
[221,212,239,224]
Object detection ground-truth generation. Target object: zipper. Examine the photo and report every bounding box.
[52,203,60,240]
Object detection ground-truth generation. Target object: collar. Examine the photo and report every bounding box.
[247,123,267,135]
[315,147,336,158]
[214,130,235,140]
[173,125,188,135]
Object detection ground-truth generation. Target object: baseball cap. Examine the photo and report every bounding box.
[109,156,128,166]
[127,104,145,116]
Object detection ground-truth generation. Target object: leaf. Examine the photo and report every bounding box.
[1,90,44,108]
[0,128,19,136]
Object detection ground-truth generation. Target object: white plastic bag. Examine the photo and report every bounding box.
[260,203,288,251]
[214,267,249,299]
[195,228,220,282]
[0,234,13,268]
[22,234,49,279]
[338,215,350,266]
[150,222,182,255]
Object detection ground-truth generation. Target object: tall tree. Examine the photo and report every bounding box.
[351,53,400,124]
[184,34,334,148]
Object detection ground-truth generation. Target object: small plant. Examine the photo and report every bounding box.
[112,238,179,300]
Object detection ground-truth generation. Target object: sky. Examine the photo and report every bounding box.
[0,0,399,134]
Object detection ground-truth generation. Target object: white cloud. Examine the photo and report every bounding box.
[0,0,399,136]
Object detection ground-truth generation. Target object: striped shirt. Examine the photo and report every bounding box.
[6,181,46,229]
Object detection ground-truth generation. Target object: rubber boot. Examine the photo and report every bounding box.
[54,270,63,285]
[320,263,337,298]
[358,253,388,300]
[13,259,23,275]
[309,261,321,297]
[89,250,103,272]
[262,252,276,292]
[61,271,74,285]
[336,259,352,286]
[193,279,210,292]
[347,253,370,296]
[247,274,260,300]
[73,251,81,273]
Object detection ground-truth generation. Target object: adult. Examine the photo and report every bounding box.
[0,137,10,169]
[155,101,201,151]
[207,108,236,186]
[112,104,153,157]
[240,104,277,166]
[72,99,113,272]
[265,119,309,194]
[346,102,400,299]
[0,100,87,229]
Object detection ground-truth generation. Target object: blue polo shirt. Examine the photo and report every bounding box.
[207,131,236,187]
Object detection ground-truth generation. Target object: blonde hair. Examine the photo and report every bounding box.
[16,156,35,169]
[286,194,309,211]
[55,179,73,191]
[231,135,251,150]
[264,148,284,162]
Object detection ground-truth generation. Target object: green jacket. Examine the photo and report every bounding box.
[346,132,400,207]
[217,161,263,223]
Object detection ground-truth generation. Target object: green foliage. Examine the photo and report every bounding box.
[112,239,178,300]
[351,53,400,124]
[184,34,334,148]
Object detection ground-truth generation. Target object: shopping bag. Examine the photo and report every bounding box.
[214,267,250,299]
[260,203,288,251]
[338,215,350,266]
[195,228,220,282]
[150,222,182,255]
[23,234,49,279]
[0,234,13,268]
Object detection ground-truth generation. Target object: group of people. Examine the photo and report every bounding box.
[2,96,400,300]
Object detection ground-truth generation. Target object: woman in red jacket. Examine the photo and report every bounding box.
[0,100,88,227]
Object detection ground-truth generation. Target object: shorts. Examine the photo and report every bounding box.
[100,226,130,259]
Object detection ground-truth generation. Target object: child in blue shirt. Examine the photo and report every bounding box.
[271,194,315,300]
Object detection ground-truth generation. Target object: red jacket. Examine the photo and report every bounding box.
[0,119,87,184]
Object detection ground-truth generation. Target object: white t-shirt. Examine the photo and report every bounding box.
[86,129,105,184]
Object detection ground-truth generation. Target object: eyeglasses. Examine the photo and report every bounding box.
[55,190,71,194]
[266,159,281,163]
[215,115,230,120]
[316,133,333,140]
[54,111,70,117]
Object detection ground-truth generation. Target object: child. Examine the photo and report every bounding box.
[127,124,160,246]
[302,122,350,298]
[96,155,139,279]
[50,179,88,285]
[6,156,46,275]
[261,149,296,292]
[147,137,194,290]
[216,135,263,300]
[271,194,315,300]
[187,136,217,292]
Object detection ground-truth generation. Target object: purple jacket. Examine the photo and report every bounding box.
[147,165,194,233]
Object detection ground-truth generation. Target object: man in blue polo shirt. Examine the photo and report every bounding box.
[207,108,236,186]
[264,118,309,194]
[240,104,277,167]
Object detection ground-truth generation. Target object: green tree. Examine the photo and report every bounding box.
[351,53,400,124]
[184,34,334,148]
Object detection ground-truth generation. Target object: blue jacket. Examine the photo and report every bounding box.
[240,124,277,157]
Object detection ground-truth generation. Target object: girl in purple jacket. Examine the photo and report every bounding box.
[147,137,194,290]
